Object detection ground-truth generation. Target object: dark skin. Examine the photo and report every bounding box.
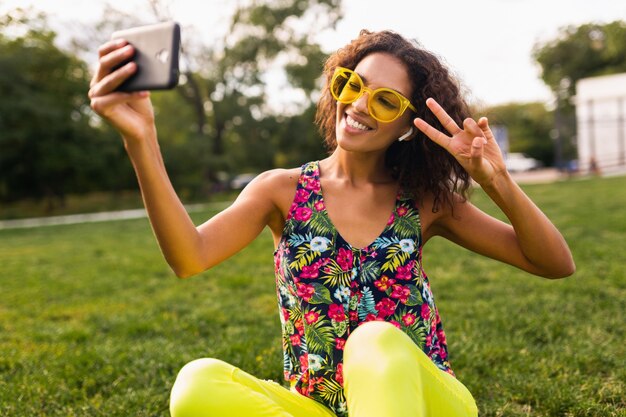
[89,42,575,279]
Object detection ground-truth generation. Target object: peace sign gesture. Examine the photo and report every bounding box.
[414,98,507,187]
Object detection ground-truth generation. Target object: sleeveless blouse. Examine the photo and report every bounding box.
[273,161,453,416]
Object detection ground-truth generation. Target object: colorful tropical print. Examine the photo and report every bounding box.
[274,161,453,417]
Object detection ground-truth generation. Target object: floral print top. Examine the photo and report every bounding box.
[274,161,453,416]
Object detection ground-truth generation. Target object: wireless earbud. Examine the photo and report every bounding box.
[398,128,414,142]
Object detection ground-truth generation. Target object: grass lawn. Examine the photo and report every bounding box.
[1,175,624,416]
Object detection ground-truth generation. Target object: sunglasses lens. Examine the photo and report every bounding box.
[332,71,361,102]
[331,68,407,122]
[370,91,403,122]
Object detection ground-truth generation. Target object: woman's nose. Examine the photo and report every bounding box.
[351,90,370,114]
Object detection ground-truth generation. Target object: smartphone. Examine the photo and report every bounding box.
[111,21,181,92]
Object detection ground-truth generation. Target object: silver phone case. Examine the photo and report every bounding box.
[111,21,181,92]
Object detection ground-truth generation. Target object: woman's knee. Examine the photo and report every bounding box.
[345,322,410,355]
[176,358,234,383]
[344,322,414,376]
[169,358,235,417]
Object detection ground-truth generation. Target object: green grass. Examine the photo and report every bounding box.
[1,176,625,416]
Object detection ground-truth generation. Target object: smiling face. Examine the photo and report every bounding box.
[335,52,415,154]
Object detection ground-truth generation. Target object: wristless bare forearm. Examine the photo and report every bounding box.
[123,133,206,277]
[481,172,574,277]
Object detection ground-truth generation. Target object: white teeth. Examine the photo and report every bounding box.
[346,115,370,131]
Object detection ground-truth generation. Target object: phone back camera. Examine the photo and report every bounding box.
[156,49,170,64]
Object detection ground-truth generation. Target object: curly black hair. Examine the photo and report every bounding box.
[315,29,472,211]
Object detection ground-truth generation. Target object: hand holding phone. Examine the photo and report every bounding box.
[111,21,181,92]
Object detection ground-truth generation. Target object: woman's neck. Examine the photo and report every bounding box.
[321,148,394,186]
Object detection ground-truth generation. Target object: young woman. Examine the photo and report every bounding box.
[89,29,575,417]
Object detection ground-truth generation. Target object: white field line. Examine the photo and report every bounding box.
[0,202,230,230]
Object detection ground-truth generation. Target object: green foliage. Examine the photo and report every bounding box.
[289,242,317,271]
[309,283,333,305]
[404,284,423,307]
[390,212,420,239]
[483,102,555,166]
[321,261,352,287]
[532,20,626,163]
[173,0,341,181]
[318,377,344,407]
[381,243,410,272]
[304,321,335,357]
[533,20,626,102]
[393,307,426,348]
[0,176,625,415]
[307,208,335,236]
[357,286,376,320]
[149,91,216,198]
[358,260,381,284]
[0,10,134,204]
[0,1,339,207]
[224,0,342,91]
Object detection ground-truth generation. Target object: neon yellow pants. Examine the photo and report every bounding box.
[170,321,478,416]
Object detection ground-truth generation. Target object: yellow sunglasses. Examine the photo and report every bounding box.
[330,67,417,123]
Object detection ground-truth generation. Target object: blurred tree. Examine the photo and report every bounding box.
[177,0,342,187]
[0,9,134,207]
[224,104,327,174]
[483,102,554,166]
[273,104,329,168]
[533,20,626,104]
[64,4,216,198]
[532,20,626,165]
[71,0,342,197]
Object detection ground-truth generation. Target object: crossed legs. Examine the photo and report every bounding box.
[170,321,478,417]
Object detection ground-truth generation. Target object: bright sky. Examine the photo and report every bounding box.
[3,0,626,106]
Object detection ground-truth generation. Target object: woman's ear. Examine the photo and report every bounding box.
[397,127,414,142]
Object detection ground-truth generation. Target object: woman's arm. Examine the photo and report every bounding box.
[433,185,575,278]
[123,136,279,278]
[415,98,575,279]
[88,39,280,278]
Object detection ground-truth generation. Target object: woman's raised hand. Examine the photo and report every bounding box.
[414,98,507,186]
[88,39,155,141]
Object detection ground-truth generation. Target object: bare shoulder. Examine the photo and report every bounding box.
[251,167,300,189]
[419,190,471,242]
[239,167,301,217]
[244,168,299,199]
